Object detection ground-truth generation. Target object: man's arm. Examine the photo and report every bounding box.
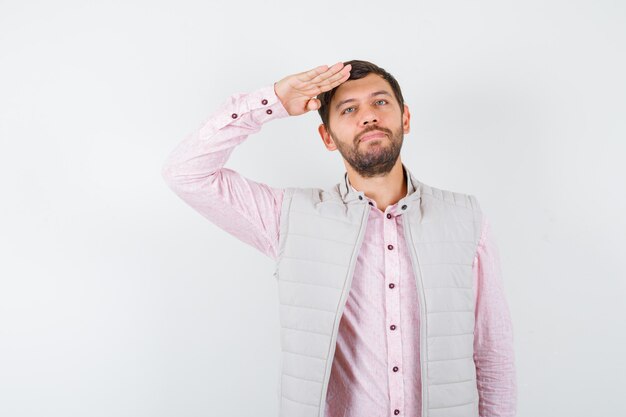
[161,84,290,260]
[473,217,518,416]
[161,63,352,261]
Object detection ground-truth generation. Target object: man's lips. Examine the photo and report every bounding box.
[359,131,387,142]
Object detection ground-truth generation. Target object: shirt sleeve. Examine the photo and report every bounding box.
[472,216,518,417]
[161,84,290,261]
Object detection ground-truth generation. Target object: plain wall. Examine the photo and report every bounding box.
[1,0,625,416]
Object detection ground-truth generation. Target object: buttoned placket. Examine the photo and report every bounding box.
[364,195,405,417]
[350,170,414,417]
[383,203,404,417]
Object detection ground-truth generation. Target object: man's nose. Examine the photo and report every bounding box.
[360,111,378,126]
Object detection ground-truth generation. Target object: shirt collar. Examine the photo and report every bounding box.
[337,162,421,208]
[347,166,415,196]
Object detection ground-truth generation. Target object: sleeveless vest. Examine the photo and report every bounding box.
[272,164,483,417]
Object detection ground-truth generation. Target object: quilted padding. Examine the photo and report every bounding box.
[273,167,483,417]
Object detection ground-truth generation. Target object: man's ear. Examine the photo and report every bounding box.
[402,104,411,135]
[318,124,337,151]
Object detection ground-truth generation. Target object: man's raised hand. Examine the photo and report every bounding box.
[273,62,352,116]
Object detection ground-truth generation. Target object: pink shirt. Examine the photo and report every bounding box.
[162,84,517,417]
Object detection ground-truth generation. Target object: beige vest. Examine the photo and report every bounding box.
[272,164,483,417]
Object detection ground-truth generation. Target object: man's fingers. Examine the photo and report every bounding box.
[298,63,351,97]
[317,65,351,90]
[291,62,351,101]
[303,67,350,97]
[303,62,345,84]
[300,64,330,81]
[310,62,347,85]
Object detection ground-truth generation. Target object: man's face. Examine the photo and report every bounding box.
[318,73,410,178]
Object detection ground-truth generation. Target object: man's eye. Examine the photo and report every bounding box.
[342,100,387,114]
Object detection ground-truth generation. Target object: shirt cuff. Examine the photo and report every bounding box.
[204,84,290,136]
[249,83,291,122]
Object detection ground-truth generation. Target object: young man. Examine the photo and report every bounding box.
[161,60,517,417]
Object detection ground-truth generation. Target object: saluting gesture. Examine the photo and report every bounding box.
[273,62,352,116]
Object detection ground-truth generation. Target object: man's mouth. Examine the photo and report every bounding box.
[360,131,387,142]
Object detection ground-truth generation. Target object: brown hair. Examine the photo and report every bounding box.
[316,59,405,129]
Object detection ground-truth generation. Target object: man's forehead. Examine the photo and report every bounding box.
[330,75,393,112]
[331,74,393,106]
[334,74,389,98]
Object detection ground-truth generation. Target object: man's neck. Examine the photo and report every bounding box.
[346,160,407,211]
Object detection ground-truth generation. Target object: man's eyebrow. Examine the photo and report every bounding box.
[334,91,393,111]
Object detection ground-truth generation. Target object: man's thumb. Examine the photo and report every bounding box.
[307,98,321,111]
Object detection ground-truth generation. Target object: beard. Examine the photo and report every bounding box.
[331,124,404,178]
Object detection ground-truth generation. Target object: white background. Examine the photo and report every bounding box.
[1,1,625,416]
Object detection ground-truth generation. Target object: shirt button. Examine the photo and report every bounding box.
[401,204,407,210]
[390,324,396,330]
[389,283,395,289]
[368,201,373,206]
[231,113,238,119]
[386,213,392,219]
[393,366,399,372]
[394,410,400,415]
[387,244,394,250]
[358,195,363,200]
[261,99,268,105]
[266,109,273,114]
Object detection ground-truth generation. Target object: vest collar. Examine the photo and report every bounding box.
[338,162,422,208]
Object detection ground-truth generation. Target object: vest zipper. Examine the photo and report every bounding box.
[318,202,372,417]
[402,217,429,417]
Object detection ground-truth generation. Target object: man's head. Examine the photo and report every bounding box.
[317,60,410,178]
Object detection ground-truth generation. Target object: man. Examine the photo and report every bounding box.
[161,60,517,417]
